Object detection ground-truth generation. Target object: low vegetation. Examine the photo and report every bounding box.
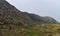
[0,24,60,36]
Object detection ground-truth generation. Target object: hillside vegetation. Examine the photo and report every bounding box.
[0,24,60,36]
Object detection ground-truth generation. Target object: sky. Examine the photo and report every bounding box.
[6,0,60,22]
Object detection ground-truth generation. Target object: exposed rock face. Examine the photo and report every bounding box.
[43,16,57,23]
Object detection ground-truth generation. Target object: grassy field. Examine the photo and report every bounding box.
[0,24,60,36]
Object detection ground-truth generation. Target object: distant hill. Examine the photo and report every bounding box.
[0,0,58,26]
[24,12,58,23]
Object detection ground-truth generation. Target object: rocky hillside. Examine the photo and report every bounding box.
[0,0,36,26]
[0,0,58,26]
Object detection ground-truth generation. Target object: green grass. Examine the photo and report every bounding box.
[0,24,60,36]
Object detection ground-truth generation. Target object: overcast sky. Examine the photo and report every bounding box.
[6,0,60,22]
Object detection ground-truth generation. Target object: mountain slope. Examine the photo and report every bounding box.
[25,13,58,23]
[0,0,58,26]
[0,0,36,26]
